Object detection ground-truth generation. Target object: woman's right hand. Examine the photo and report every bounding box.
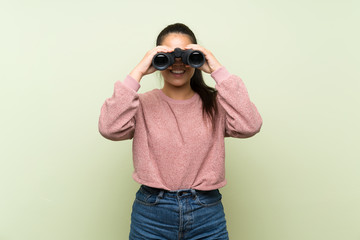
[129,46,173,83]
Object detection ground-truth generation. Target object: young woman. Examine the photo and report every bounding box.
[99,23,262,240]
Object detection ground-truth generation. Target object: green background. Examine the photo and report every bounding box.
[1,0,359,239]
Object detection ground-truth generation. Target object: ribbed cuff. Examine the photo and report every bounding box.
[123,75,141,92]
[211,66,232,84]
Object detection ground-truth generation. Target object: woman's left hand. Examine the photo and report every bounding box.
[185,44,222,74]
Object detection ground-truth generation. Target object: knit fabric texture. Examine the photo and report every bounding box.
[99,67,262,191]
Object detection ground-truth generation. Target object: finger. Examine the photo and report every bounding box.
[185,44,199,49]
[146,65,157,74]
[155,45,173,53]
[145,47,171,64]
[185,44,207,52]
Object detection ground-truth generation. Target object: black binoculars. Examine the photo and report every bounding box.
[152,48,205,70]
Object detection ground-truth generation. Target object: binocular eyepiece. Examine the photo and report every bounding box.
[152,48,205,70]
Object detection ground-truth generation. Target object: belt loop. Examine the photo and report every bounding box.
[158,190,165,199]
[191,189,196,199]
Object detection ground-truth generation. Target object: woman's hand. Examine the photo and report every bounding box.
[129,46,173,82]
[185,44,222,74]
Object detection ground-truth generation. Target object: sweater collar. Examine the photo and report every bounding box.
[157,89,199,104]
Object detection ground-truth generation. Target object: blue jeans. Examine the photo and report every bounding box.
[129,185,229,240]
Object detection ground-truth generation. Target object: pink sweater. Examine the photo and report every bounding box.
[99,67,262,191]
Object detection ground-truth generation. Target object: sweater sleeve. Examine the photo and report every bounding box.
[212,67,263,138]
[98,75,140,141]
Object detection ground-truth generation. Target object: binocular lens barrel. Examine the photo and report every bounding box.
[152,48,205,70]
[187,51,204,68]
[152,54,172,70]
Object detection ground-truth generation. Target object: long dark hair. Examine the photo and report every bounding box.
[156,23,218,126]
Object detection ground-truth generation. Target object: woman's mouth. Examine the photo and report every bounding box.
[170,70,185,74]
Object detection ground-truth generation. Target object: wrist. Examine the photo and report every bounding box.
[210,64,222,74]
[211,66,231,84]
[208,57,222,73]
[123,75,141,91]
[129,68,143,83]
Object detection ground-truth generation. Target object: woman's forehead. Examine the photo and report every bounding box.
[161,33,193,49]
